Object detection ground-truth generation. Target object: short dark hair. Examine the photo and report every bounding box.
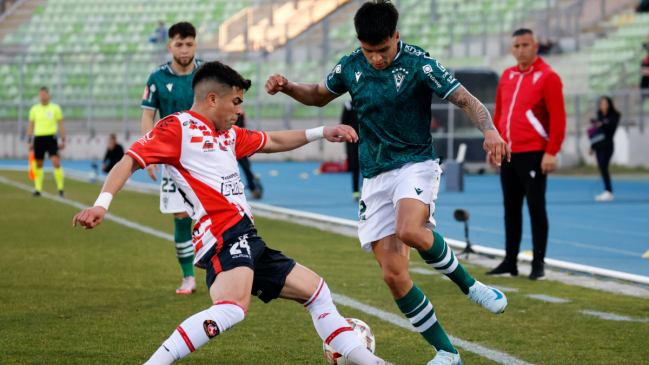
[109,134,117,140]
[354,0,399,46]
[512,28,534,37]
[168,22,196,40]
[40,86,49,92]
[192,61,252,98]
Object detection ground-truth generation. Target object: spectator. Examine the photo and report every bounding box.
[151,21,167,43]
[485,29,566,281]
[235,113,263,199]
[641,45,649,89]
[102,134,124,173]
[341,101,360,201]
[589,96,620,202]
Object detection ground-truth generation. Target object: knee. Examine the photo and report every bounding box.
[382,269,410,290]
[395,225,418,247]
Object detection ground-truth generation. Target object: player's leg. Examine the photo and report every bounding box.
[51,155,64,196]
[32,137,46,195]
[173,211,195,294]
[523,152,548,280]
[145,267,252,365]
[279,263,389,365]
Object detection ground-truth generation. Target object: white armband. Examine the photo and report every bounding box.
[93,192,113,211]
[305,126,325,142]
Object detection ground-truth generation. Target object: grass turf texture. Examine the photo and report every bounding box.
[1,170,648,364]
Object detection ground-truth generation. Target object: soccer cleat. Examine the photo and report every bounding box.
[32,191,41,197]
[595,191,614,201]
[467,280,508,314]
[176,276,196,295]
[427,350,461,365]
[529,265,546,281]
[485,260,518,277]
[58,190,65,197]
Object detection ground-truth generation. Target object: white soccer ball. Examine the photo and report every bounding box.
[323,318,376,365]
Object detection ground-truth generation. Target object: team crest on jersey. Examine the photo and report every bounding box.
[392,68,408,92]
[203,320,220,339]
[203,140,214,152]
[166,83,173,92]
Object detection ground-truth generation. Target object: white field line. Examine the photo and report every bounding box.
[0,174,534,365]
[524,294,572,303]
[579,310,649,323]
[332,294,534,365]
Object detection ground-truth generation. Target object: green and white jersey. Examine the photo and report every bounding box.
[141,59,204,118]
[325,41,461,178]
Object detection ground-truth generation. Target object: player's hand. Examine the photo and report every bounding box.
[146,164,159,182]
[265,74,289,95]
[483,130,510,167]
[323,125,358,143]
[27,142,33,150]
[59,140,66,150]
[541,153,557,174]
[486,152,499,169]
[72,207,106,230]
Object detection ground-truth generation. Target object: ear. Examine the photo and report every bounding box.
[395,30,400,42]
[167,41,172,52]
[206,92,220,107]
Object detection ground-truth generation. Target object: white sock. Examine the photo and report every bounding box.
[347,345,386,365]
[143,345,175,365]
[147,301,246,362]
[304,279,382,363]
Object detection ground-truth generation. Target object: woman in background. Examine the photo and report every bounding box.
[590,96,620,201]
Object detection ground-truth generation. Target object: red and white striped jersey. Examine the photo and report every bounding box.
[126,111,267,267]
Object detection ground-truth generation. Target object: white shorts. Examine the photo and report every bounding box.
[160,165,188,214]
[358,159,442,252]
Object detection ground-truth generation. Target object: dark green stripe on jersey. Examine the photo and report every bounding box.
[141,59,204,119]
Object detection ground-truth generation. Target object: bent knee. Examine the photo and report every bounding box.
[382,269,410,289]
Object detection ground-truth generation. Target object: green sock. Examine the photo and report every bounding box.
[34,167,44,192]
[54,167,64,191]
[395,284,456,354]
[418,230,476,295]
[174,217,194,278]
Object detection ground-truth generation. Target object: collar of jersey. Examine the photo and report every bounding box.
[392,40,404,62]
[164,59,201,76]
[185,110,218,134]
[363,40,404,72]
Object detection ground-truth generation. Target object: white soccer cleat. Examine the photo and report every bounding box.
[427,350,461,365]
[595,191,614,201]
[176,276,196,295]
[467,281,508,314]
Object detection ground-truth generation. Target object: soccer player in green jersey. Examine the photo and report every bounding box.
[141,22,204,295]
[266,1,512,364]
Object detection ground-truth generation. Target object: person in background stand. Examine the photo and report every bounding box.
[341,101,360,201]
[102,134,124,174]
[590,96,620,202]
[235,112,263,199]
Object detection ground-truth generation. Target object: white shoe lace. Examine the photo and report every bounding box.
[427,350,459,365]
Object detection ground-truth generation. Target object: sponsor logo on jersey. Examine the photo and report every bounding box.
[318,313,331,320]
[334,64,342,73]
[218,142,227,151]
[392,68,408,92]
[142,86,149,100]
[422,64,442,88]
[166,83,173,92]
[46,111,53,119]
[355,72,362,82]
[203,140,214,150]
[136,130,155,145]
[163,196,169,208]
[203,320,220,339]
[415,187,423,195]
[150,84,156,93]
[404,45,425,57]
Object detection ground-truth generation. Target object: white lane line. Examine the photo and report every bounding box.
[579,310,649,323]
[0,175,534,365]
[525,294,572,303]
[332,294,534,365]
[488,285,519,293]
[409,267,440,275]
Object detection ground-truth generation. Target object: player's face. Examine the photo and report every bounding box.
[210,88,244,131]
[39,90,50,104]
[360,31,400,70]
[510,34,538,68]
[168,35,196,68]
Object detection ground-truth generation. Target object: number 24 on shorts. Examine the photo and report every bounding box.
[230,234,251,256]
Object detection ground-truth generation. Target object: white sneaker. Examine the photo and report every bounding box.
[176,276,196,295]
[467,280,508,314]
[427,350,461,365]
[595,191,614,201]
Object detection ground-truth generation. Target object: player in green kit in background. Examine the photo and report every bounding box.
[266,1,511,364]
[141,22,203,295]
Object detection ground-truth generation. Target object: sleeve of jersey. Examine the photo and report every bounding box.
[126,117,182,168]
[28,106,34,122]
[543,73,566,156]
[420,58,461,99]
[141,74,159,111]
[56,105,63,120]
[233,126,267,159]
[324,56,349,95]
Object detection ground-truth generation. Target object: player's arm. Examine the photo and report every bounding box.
[141,108,159,181]
[57,118,66,149]
[72,155,141,230]
[26,120,34,150]
[447,86,511,166]
[260,125,358,154]
[265,74,340,107]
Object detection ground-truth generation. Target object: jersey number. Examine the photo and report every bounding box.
[230,235,251,256]
[161,178,176,193]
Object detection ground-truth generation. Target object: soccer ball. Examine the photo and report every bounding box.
[323,318,376,365]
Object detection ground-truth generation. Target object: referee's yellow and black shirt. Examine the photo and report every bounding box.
[29,103,63,136]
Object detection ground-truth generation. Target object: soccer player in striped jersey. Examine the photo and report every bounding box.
[73,61,393,365]
[265,1,510,364]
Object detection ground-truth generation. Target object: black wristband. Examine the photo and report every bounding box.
[27,136,32,143]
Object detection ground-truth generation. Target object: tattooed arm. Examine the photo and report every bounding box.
[447,86,511,165]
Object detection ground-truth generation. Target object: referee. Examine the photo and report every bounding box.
[486,29,566,280]
[27,86,66,197]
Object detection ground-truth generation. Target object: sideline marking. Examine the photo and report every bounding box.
[525,294,572,303]
[579,310,649,323]
[0,175,534,365]
[408,267,439,275]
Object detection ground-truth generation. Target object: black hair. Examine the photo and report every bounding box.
[109,134,117,140]
[354,0,399,46]
[192,61,251,95]
[512,28,534,37]
[40,86,49,92]
[168,22,196,40]
[598,96,621,118]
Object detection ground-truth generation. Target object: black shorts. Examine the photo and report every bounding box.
[200,216,296,303]
[33,135,59,160]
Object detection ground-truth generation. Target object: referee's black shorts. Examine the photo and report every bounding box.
[33,135,59,160]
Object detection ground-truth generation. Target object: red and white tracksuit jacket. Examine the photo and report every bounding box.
[493,57,566,156]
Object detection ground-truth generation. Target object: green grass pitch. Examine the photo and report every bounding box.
[0,170,648,364]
